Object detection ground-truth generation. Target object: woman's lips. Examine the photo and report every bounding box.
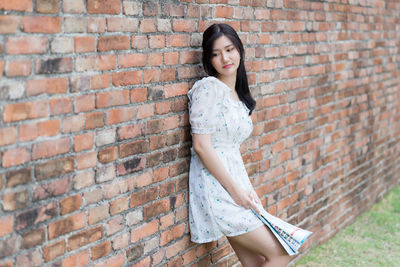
[223,64,233,69]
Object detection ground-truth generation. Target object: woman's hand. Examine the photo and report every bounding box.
[230,186,262,214]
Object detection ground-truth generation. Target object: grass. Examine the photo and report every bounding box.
[295,186,400,267]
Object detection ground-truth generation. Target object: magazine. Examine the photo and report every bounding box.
[251,207,312,256]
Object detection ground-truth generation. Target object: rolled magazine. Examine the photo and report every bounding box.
[251,207,312,256]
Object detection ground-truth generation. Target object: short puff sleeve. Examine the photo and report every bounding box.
[187,77,224,134]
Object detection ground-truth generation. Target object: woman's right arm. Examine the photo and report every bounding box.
[192,133,261,213]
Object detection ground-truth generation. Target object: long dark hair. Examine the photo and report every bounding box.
[202,23,256,115]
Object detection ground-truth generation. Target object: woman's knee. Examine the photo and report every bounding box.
[265,254,292,267]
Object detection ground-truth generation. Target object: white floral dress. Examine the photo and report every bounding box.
[187,76,263,243]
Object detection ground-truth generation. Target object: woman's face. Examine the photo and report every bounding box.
[210,35,241,80]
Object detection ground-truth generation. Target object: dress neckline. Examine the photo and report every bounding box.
[211,77,243,105]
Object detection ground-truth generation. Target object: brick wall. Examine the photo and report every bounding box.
[0,0,399,266]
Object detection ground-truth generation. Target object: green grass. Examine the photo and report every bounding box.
[295,186,400,267]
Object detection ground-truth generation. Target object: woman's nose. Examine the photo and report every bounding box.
[221,52,228,62]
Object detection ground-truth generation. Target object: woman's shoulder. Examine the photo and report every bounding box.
[188,76,228,98]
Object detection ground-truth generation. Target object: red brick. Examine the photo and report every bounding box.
[43,239,66,261]
[136,171,153,188]
[88,204,109,225]
[74,94,95,113]
[62,115,85,133]
[98,146,117,163]
[60,194,82,215]
[91,241,111,260]
[164,52,179,65]
[104,178,132,199]
[97,54,116,70]
[83,188,103,206]
[2,190,29,211]
[119,140,147,158]
[107,17,139,32]
[68,226,104,251]
[48,212,86,239]
[140,18,156,33]
[160,68,175,82]
[75,36,96,53]
[3,100,48,122]
[160,223,185,246]
[130,187,158,208]
[98,36,129,51]
[106,106,136,125]
[144,198,170,219]
[132,35,148,49]
[33,177,70,201]
[76,151,97,170]
[87,0,120,14]
[73,171,94,190]
[27,77,67,96]
[2,147,30,167]
[112,70,142,86]
[87,17,106,32]
[75,55,96,72]
[35,157,74,181]
[166,34,190,47]
[147,52,163,66]
[16,202,57,230]
[161,2,184,17]
[160,213,174,230]
[164,82,188,98]
[153,166,169,183]
[96,90,129,108]
[36,0,58,13]
[105,215,124,236]
[110,197,129,215]
[0,216,13,237]
[117,123,146,140]
[35,57,73,74]
[16,249,42,267]
[60,249,89,267]
[0,127,17,146]
[63,0,85,13]
[173,19,196,32]
[85,112,104,129]
[21,16,61,33]
[0,0,33,12]
[149,35,165,48]
[111,232,129,250]
[21,227,45,249]
[50,97,72,115]
[131,219,158,243]
[131,87,148,103]
[155,101,170,115]
[73,132,94,152]
[32,137,70,160]
[144,68,160,83]
[5,59,31,77]
[211,244,230,263]
[118,53,147,68]
[91,73,111,89]
[137,104,154,119]
[93,253,125,267]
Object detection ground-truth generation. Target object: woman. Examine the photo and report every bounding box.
[187,23,292,266]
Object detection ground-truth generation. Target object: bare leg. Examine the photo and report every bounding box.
[227,226,292,267]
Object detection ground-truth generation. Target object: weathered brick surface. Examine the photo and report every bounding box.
[0,1,399,266]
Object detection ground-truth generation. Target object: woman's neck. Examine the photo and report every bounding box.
[217,75,236,91]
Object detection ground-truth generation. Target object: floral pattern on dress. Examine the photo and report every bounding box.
[187,76,263,243]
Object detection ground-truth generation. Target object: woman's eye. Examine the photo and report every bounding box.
[212,53,219,57]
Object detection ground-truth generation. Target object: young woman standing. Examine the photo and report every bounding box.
[187,23,292,266]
